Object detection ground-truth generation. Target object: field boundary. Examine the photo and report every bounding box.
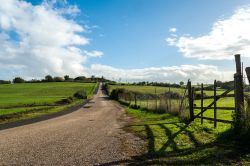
[188,80,234,128]
[0,99,90,130]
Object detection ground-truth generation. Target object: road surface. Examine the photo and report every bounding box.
[0,84,143,165]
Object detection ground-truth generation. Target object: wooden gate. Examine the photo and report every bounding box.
[187,54,244,128]
[187,80,234,128]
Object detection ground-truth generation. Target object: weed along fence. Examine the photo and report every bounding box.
[111,87,188,118]
[188,54,245,129]
[109,54,247,130]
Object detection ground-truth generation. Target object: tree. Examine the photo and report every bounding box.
[45,75,53,82]
[0,80,11,84]
[64,75,70,81]
[216,80,223,87]
[74,76,86,81]
[180,81,184,86]
[13,77,25,83]
[54,77,64,82]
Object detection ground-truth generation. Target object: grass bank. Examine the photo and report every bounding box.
[124,108,250,165]
[0,82,98,124]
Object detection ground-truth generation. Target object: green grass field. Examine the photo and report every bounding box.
[109,84,185,94]
[0,82,97,124]
[108,84,250,164]
[125,108,249,164]
[109,84,235,122]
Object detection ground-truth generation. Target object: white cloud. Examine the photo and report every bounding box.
[0,0,102,78]
[0,0,236,84]
[169,27,177,32]
[89,64,233,83]
[167,6,250,60]
[84,50,103,57]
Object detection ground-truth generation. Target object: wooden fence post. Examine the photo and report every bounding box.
[155,87,157,111]
[234,54,244,132]
[147,96,149,109]
[129,93,131,105]
[201,83,204,125]
[188,80,194,121]
[134,93,137,106]
[169,87,171,113]
[214,80,217,128]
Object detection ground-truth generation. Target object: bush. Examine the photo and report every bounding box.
[74,90,87,99]
[74,76,86,81]
[244,86,250,92]
[13,77,25,83]
[58,96,74,104]
[0,80,11,84]
[54,77,64,82]
[194,92,207,99]
[64,75,70,80]
[163,91,181,99]
[26,79,41,83]
[45,75,54,82]
[129,104,140,109]
[110,88,125,100]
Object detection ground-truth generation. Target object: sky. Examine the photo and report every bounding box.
[1,0,250,83]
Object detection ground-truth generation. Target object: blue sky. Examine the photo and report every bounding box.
[1,0,250,82]
[61,0,250,68]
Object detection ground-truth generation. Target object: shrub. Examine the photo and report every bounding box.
[54,77,64,82]
[129,104,140,109]
[74,90,87,99]
[27,79,41,83]
[58,96,74,104]
[194,92,207,99]
[110,88,125,100]
[45,75,54,82]
[0,80,11,84]
[163,91,181,99]
[13,77,25,83]
[64,75,70,80]
[74,76,86,81]
[244,86,250,92]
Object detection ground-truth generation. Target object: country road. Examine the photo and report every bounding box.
[0,84,144,165]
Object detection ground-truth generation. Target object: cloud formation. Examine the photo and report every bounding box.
[0,0,99,78]
[169,27,177,32]
[89,64,233,83]
[167,6,250,60]
[0,0,236,83]
[84,50,104,57]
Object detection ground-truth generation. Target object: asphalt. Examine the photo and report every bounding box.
[0,85,144,165]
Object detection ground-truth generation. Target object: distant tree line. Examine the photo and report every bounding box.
[0,75,112,84]
[194,80,235,91]
[109,80,250,91]
[115,81,184,88]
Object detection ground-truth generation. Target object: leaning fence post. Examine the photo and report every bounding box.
[214,80,217,128]
[188,80,194,121]
[234,54,244,132]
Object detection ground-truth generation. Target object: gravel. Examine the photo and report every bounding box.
[0,85,144,166]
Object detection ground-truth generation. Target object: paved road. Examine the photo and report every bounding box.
[0,85,143,165]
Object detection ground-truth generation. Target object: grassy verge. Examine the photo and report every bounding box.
[125,108,250,165]
[0,82,98,124]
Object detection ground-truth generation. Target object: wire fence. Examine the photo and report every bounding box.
[113,87,189,119]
